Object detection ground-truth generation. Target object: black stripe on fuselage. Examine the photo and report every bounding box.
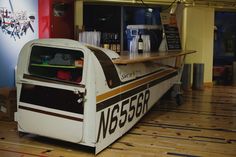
[19,105,83,122]
[87,46,121,88]
[96,71,178,111]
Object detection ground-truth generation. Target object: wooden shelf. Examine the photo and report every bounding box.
[113,50,196,65]
[31,63,82,69]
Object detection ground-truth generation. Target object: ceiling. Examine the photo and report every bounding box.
[83,0,236,9]
[185,0,236,9]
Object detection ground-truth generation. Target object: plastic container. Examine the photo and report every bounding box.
[126,25,162,52]
[193,63,204,90]
[181,64,192,91]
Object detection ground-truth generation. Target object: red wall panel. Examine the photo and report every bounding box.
[38,0,52,38]
[38,0,74,39]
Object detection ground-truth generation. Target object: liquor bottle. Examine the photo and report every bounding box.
[103,33,110,49]
[107,33,112,50]
[101,33,105,47]
[111,33,117,51]
[115,33,120,54]
[138,33,143,54]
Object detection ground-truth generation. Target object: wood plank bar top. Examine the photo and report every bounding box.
[113,50,196,65]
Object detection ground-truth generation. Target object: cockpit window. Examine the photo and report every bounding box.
[28,46,84,84]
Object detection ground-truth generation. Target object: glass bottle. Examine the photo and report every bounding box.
[138,33,143,54]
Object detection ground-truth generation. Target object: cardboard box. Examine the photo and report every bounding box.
[0,88,17,121]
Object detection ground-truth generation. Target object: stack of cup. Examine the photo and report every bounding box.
[79,31,101,47]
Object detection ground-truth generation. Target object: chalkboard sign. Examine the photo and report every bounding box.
[160,13,182,51]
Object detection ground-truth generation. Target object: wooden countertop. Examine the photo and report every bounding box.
[112,50,196,65]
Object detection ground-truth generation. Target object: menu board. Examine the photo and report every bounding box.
[160,13,182,51]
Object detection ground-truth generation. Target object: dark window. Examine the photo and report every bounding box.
[123,6,162,51]
[83,4,162,51]
[28,46,84,84]
[20,84,84,114]
[83,5,121,33]
[214,12,236,65]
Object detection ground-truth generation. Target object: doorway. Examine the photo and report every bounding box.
[52,0,74,39]
[213,11,236,85]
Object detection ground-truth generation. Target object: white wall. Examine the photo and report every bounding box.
[183,7,214,83]
[0,0,38,87]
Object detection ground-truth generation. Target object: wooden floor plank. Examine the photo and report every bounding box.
[0,85,236,156]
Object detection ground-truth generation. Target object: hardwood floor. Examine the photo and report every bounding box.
[0,86,236,157]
